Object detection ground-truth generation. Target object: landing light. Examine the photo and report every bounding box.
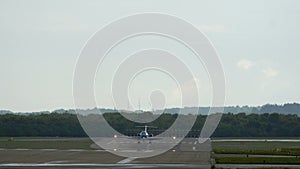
[114,134,117,138]
[172,136,176,140]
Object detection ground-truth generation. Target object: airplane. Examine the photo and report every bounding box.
[134,125,177,141]
[136,125,155,139]
[113,125,177,144]
[113,125,156,139]
[135,125,160,144]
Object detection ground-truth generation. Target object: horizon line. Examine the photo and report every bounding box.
[1,102,299,113]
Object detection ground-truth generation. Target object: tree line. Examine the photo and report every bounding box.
[0,112,300,137]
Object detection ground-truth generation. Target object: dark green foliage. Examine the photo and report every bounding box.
[0,112,300,137]
[215,157,300,164]
[213,113,300,137]
[0,113,86,137]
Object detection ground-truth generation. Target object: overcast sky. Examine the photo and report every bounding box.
[0,0,299,112]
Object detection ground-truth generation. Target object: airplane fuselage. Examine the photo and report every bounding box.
[139,131,149,138]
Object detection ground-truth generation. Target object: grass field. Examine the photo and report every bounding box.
[212,140,300,156]
[215,157,300,164]
[212,140,300,166]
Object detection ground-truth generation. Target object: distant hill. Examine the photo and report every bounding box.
[259,103,300,114]
[0,110,13,115]
[1,103,300,115]
[160,103,300,115]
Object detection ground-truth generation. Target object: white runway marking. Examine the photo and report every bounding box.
[45,160,70,164]
[15,149,30,151]
[117,157,137,164]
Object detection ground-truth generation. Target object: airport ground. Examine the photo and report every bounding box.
[1,137,300,169]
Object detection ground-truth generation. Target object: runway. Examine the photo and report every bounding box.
[2,163,300,169]
[0,163,210,169]
[0,148,106,152]
[0,138,212,168]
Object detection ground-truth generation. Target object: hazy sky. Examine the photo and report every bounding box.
[0,0,299,112]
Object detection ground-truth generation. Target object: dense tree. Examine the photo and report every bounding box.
[0,112,300,137]
[0,113,86,137]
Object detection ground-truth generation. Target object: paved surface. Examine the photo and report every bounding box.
[0,148,106,152]
[117,157,138,164]
[0,138,212,168]
[90,137,212,159]
[0,163,211,169]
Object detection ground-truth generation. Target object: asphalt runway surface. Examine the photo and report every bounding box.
[0,138,212,168]
[0,163,211,169]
